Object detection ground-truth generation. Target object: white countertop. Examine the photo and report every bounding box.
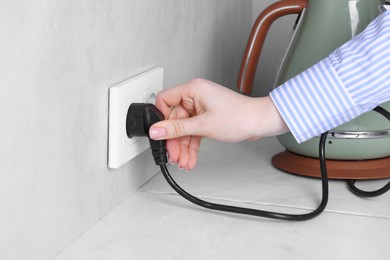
[54,137,390,260]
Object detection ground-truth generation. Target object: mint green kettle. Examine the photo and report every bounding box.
[238,0,390,164]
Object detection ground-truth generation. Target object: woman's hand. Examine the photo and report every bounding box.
[149,78,288,171]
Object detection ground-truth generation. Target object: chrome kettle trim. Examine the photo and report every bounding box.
[327,129,390,139]
[273,8,307,90]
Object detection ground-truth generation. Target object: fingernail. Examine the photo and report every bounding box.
[178,164,190,173]
[169,157,175,165]
[149,127,167,139]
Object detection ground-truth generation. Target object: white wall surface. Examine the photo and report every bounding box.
[0,1,252,259]
[0,1,295,259]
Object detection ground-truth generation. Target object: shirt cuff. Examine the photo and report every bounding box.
[270,58,359,143]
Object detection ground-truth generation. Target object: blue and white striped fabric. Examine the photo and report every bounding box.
[270,10,390,143]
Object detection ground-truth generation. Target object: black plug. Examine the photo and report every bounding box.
[126,103,168,166]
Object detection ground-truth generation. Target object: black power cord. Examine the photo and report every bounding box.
[159,131,328,221]
[347,179,390,197]
[346,106,390,197]
[127,103,329,221]
[127,103,389,221]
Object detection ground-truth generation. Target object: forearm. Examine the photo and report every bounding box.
[270,11,390,143]
[250,96,289,139]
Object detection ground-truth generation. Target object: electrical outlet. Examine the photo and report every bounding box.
[108,67,164,169]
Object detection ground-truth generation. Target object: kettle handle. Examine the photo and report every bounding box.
[237,0,308,95]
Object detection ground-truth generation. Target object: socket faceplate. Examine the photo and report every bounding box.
[108,67,163,169]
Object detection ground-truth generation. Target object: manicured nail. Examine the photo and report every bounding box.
[169,157,175,165]
[178,164,190,173]
[149,127,167,139]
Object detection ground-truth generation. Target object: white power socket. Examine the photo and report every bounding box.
[108,67,164,169]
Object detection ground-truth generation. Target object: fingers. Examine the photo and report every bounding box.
[155,78,211,118]
[151,79,210,170]
[161,105,202,170]
[188,136,201,170]
[150,103,204,140]
[167,136,201,171]
[149,115,208,140]
[154,82,193,119]
[178,136,191,169]
[166,138,180,163]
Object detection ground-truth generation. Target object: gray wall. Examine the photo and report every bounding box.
[0,0,294,259]
[0,1,252,259]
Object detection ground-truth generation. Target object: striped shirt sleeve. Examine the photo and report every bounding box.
[270,10,390,143]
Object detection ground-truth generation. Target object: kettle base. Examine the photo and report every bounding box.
[272,150,390,180]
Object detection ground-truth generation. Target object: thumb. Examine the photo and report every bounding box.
[149,116,206,140]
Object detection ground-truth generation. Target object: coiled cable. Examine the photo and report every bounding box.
[346,106,390,197]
